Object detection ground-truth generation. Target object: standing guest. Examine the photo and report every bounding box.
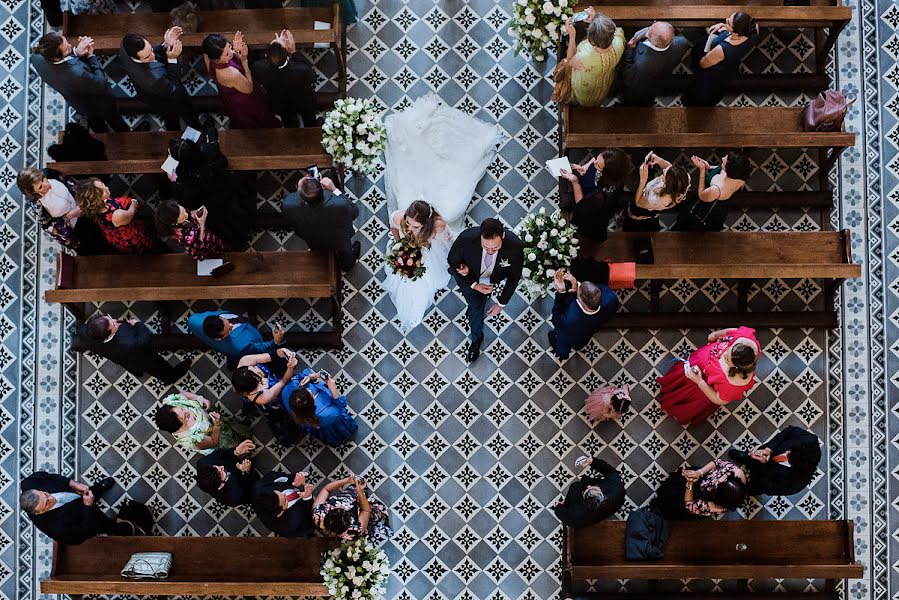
[251,30,318,128]
[154,392,248,455]
[651,459,747,520]
[31,33,129,133]
[552,456,625,527]
[312,474,392,545]
[447,218,524,363]
[728,426,821,496]
[623,152,690,232]
[616,22,688,107]
[187,312,285,370]
[584,384,631,424]
[195,439,259,506]
[201,32,281,129]
[548,270,619,360]
[119,27,200,131]
[683,12,759,107]
[657,326,761,426]
[284,368,358,447]
[674,151,750,231]
[76,314,191,384]
[252,470,315,538]
[155,200,227,260]
[232,349,300,445]
[282,174,360,271]
[560,148,632,242]
[20,472,116,544]
[75,178,160,254]
[563,9,625,107]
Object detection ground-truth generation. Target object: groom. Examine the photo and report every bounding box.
[448,218,524,363]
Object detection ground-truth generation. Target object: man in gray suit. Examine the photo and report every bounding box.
[617,22,688,107]
[119,27,199,131]
[282,174,360,271]
[32,32,129,133]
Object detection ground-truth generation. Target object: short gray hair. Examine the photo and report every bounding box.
[20,490,41,514]
[583,486,607,511]
[587,13,617,49]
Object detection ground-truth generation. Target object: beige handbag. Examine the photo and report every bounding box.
[551,58,573,104]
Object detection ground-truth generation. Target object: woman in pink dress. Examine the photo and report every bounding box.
[584,385,631,423]
[657,326,760,426]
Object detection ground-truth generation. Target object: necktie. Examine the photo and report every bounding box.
[484,252,494,269]
[282,489,300,504]
[773,452,790,463]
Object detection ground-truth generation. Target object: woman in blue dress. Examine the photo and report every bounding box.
[683,12,759,107]
[282,368,358,446]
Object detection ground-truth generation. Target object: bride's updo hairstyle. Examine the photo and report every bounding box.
[403,200,442,247]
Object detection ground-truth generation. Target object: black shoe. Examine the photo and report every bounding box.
[351,241,361,261]
[170,359,191,383]
[728,449,751,464]
[466,339,481,363]
[133,122,151,132]
[92,476,115,498]
[548,330,557,351]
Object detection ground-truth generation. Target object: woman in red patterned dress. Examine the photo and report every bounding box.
[75,178,160,254]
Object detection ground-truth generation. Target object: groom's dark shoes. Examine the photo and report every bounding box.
[466,338,481,363]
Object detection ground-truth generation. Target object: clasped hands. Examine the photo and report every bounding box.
[553,269,577,293]
[273,29,296,54]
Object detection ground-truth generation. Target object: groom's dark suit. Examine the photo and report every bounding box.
[448,226,524,346]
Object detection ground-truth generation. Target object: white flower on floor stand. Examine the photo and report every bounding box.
[515,207,579,299]
[321,536,389,600]
[322,98,388,177]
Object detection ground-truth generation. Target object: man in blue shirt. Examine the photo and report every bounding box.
[187,311,285,369]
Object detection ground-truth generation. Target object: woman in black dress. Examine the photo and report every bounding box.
[560,147,632,242]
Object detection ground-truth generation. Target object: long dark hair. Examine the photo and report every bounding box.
[730,12,756,37]
[402,200,442,247]
[728,343,757,379]
[659,164,690,205]
[155,199,182,235]
[201,33,228,61]
[288,387,319,426]
[232,366,262,395]
[698,474,746,510]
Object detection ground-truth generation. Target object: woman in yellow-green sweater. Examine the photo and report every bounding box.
[564,9,626,107]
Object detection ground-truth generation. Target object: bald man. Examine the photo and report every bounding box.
[617,22,688,106]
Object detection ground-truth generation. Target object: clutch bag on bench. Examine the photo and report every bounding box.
[121,552,172,579]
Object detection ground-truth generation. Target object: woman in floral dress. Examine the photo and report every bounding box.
[651,458,748,520]
[75,177,160,254]
[153,392,247,455]
[313,474,391,546]
[155,199,228,260]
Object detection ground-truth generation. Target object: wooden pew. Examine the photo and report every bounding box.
[41,536,334,596]
[562,519,863,596]
[47,128,332,175]
[47,250,343,348]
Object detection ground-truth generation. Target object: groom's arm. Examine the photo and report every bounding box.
[497,246,524,305]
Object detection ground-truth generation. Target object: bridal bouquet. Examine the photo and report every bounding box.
[322,97,387,176]
[321,536,390,600]
[386,237,426,281]
[511,0,574,61]
[516,207,579,299]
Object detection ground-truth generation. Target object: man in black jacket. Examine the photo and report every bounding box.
[251,30,317,128]
[729,426,821,496]
[553,456,625,527]
[20,472,116,544]
[251,470,315,537]
[196,440,259,506]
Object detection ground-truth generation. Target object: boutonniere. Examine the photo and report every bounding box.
[499,259,511,268]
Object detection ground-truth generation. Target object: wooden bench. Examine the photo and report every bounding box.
[115,90,343,116]
[41,536,334,597]
[47,250,343,348]
[563,519,863,597]
[47,128,332,175]
[578,230,859,329]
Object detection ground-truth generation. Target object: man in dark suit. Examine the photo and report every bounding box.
[447,218,524,363]
[75,314,191,384]
[282,174,360,271]
[196,440,259,506]
[549,270,619,359]
[251,470,315,537]
[32,32,129,133]
[20,472,116,544]
[552,456,625,528]
[118,27,199,131]
[251,30,317,128]
[617,21,689,107]
[729,426,821,496]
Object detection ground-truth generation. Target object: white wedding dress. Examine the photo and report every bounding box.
[381,94,505,331]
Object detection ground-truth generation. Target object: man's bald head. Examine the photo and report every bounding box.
[647,21,675,48]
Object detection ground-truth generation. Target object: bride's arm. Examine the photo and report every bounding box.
[434,219,452,243]
[389,211,403,240]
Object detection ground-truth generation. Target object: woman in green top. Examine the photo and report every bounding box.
[674,151,751,232]
[153,392,248,455]
[564,9,625,107]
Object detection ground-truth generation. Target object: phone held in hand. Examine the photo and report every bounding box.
[573,10,589,22]
[644,151,654,164]
[319,369,331,381]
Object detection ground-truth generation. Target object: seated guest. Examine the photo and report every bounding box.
[623,152,690,231]
[196,439,259,506]
[563,9,625,107]
[75,178,161,254]
[201,32,281,129]
[617,21,688,106]
[187,311,285,370]
[683,12,759,107]
[232,349,300,445]
[251,29,318,128]
[549,270,619,360]
[284,369,358,447]
[119,28,199,131]
[674,151,750,231]
[651,458,747,520]
[20,472,116,544]
[728,426,821,496]
[584,384,631,424]
[154,392,248,455]
[560,147,632,242]
[31,33,129,133]
[155,200,227,260]
[552,456,625,527]
[252,470,315,537]
[68,0,114,15]
[282,174,360,271]
[76,314,190,384]
[313,474,392,545]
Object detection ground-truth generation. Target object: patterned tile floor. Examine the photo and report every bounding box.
[2,1,894,600]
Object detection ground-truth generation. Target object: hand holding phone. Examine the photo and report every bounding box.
[573,10,589,22]
[319,369,331,381]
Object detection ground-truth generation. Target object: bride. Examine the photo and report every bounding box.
[381,94,504,331]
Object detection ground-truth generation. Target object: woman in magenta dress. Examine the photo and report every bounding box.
[202,32,281,129]
[74,178,160,254]
[657,326,761,426]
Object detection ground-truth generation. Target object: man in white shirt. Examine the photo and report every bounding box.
[252,470,316,537]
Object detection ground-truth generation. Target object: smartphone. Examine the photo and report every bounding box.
[319,369,331,381]
[308,165,321,179]
[573,10,589,22]
[644,151,654,164]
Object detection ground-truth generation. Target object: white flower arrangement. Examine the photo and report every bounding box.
[321,537,390,600]
[322,97,387,176]
[510,0,574,61]
[515,206,579,299]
